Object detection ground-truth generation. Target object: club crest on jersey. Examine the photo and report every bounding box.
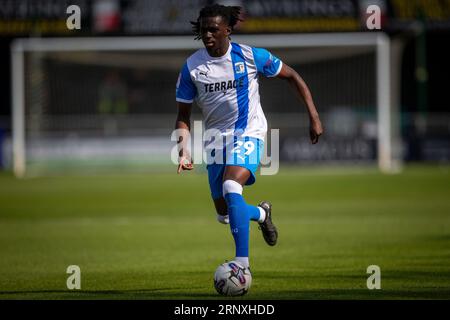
[234,62,245,74]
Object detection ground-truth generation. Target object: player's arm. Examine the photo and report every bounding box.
[277,64,323,144]
[175,102,194,173]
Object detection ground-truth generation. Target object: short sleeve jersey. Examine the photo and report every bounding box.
[176,42,282,142]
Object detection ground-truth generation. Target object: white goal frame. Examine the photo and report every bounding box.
[11,33,398,177]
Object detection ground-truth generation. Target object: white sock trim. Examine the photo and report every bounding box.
[222,180,243,197]
[258,206,266,223]
[235,256,249,268]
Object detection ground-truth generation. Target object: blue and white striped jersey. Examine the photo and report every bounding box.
[176,42,283,142]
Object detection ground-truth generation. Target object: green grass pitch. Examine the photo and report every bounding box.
[0,165,449,299]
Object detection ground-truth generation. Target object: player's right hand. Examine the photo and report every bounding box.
[177,156,193,174]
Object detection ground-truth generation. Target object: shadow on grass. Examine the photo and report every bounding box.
[0,288,219,299]
[254,270,450,280]
[262,288,450,300]
[1,288,450,300]
[2,269,450,300]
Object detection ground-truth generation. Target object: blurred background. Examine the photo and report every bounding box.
[0,0,448,175]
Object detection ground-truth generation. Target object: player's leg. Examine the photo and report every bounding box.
[213,197,229,224]
[223,166,264,223]
[211,185,264,228]
[226,136,278,247]
[222,165,266,268]
[207,163,231,224]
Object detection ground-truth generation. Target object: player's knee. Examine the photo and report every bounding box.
[222,180,243,197]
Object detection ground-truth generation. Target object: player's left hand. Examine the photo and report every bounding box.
[309,117,323,144]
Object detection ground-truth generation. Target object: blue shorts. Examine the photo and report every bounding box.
[207,136,264,200]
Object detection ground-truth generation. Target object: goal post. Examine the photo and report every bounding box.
[11,33,401,177]
[11,41,26,178]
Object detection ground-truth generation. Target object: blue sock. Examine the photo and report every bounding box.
[223,180,262,261]
[247,204,261,222]
[225,192,250,258]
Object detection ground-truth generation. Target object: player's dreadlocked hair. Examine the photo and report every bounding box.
[191,4,242,40]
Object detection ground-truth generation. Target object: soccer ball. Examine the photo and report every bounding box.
[214,261,252,296]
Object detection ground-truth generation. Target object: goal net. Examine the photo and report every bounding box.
[10,33,400,177]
